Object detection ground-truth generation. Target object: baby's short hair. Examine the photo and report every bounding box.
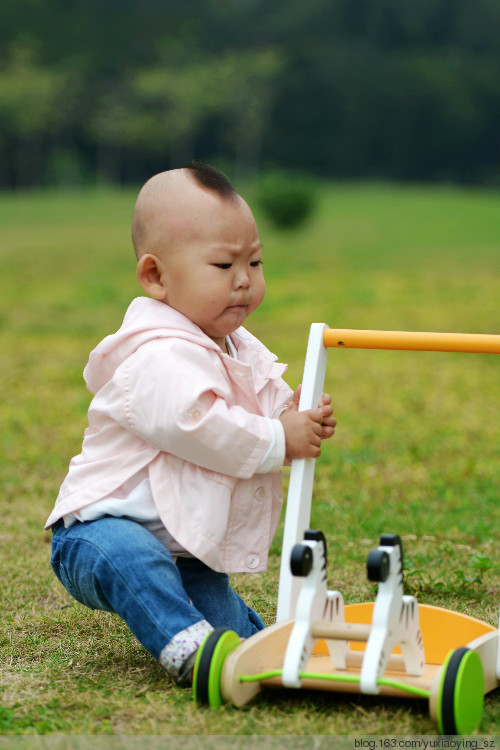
[186,161,237,201]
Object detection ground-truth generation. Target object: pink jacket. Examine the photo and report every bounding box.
[45,297,292,573]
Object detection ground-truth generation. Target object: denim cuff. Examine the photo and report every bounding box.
[159,620,214,682]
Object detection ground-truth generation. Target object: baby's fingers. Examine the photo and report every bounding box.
[321,424,336,439]
[286,385,302,412]
[320,414,337,440]
[308,407,327,424]
[320,404,334,419]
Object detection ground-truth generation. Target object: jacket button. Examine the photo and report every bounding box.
[246,554,260,569]
[254,487,265,501]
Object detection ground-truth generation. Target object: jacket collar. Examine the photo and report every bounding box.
[85,297,287,394]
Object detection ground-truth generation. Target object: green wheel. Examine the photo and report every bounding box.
[192,627,240,707]
[436,647,484,735]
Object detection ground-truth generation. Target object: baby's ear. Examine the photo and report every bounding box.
[136,254,167,300]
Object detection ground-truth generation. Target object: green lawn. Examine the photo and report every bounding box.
[1,182,499,735]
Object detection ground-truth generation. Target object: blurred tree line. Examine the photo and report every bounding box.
[0,0,498,189]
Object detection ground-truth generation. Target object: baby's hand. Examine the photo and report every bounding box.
[280,395,337,461]
[317,392,336,440]
[280,407,324,460]
[285,386,337,441]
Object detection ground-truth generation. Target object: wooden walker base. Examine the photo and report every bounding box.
[193,326,500,733]
[194,533,499,735]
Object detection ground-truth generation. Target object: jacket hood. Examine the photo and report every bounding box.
[84,297,222,394]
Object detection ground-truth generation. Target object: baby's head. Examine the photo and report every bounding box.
[132,162,265,350]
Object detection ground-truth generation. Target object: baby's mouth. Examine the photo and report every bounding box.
[227,303,248,312]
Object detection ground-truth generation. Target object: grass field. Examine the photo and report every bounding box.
[1,181,499,736]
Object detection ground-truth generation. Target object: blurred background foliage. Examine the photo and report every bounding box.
[0,0,498,190]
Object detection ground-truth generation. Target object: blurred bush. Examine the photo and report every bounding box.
[258,170,318,229]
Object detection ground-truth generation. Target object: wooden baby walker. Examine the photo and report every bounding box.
[193,325,500,734]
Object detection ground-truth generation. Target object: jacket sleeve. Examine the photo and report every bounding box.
[103,339,275,479]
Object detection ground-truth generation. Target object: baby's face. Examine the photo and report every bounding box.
[158,192,265,349]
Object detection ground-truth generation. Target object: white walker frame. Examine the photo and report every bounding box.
[277,323,329,623]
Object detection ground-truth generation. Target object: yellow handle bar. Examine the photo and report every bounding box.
[323,329,500,354]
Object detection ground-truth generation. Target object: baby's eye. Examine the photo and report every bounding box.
[250,259,263,267]
[213,263,232,269]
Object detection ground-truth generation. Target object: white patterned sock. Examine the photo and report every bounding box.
[159,620,214,684]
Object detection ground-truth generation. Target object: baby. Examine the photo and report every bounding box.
[46,162,336,685]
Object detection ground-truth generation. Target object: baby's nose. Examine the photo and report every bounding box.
[235,270,250,288]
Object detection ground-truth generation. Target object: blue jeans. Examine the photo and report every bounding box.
[50,517,265,665]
